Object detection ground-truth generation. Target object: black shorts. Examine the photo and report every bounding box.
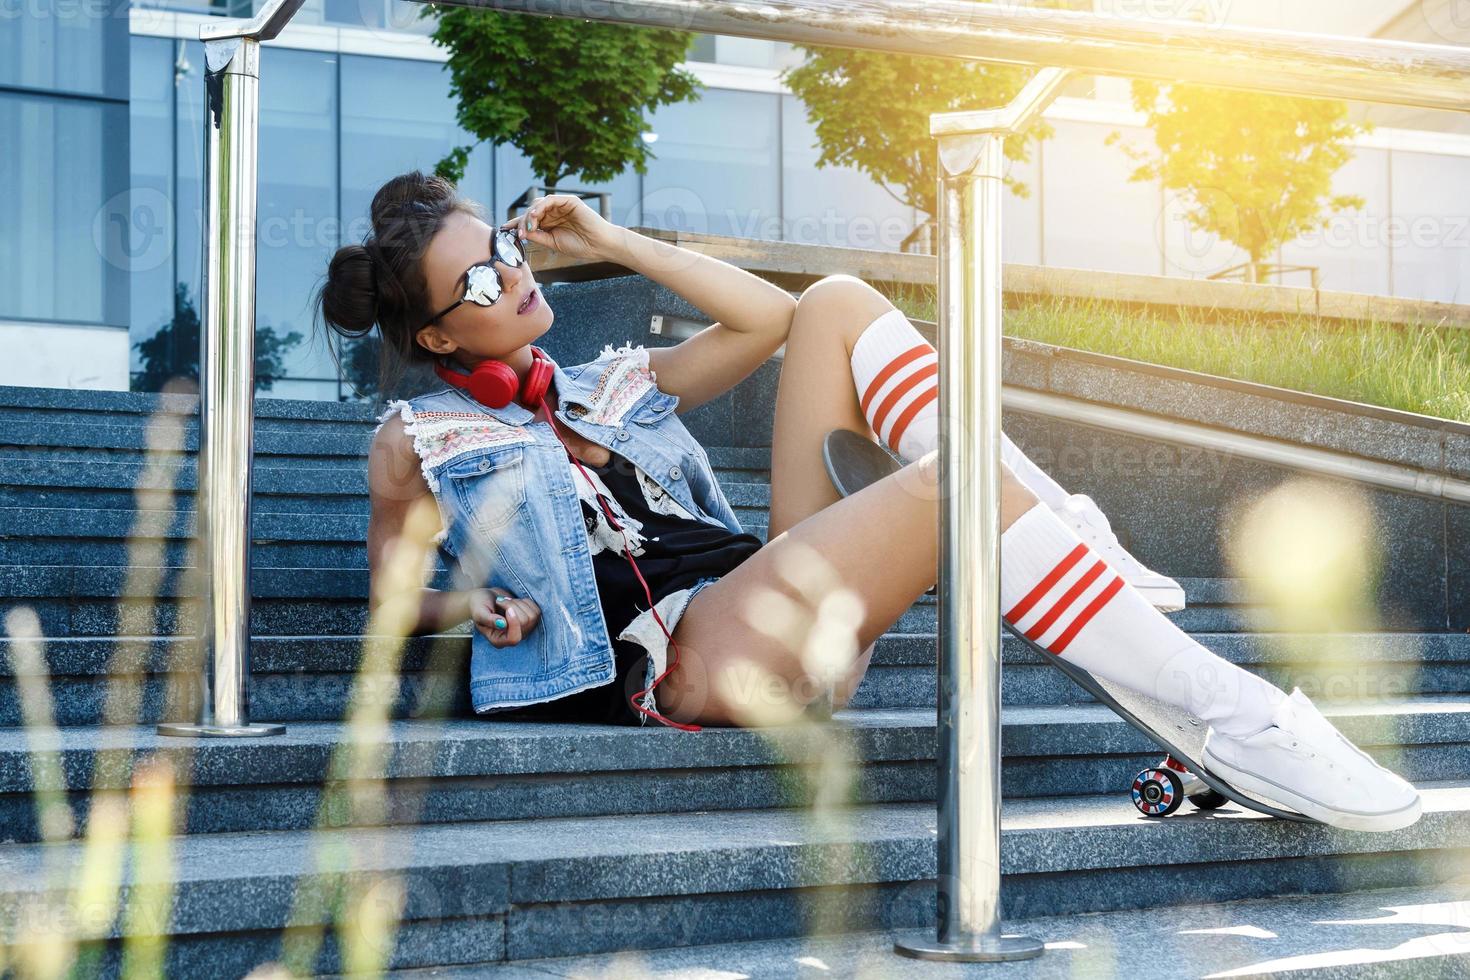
[503,636,652,726]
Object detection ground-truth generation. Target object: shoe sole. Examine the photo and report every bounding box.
[1201,748,1422,832]
[1132,582,1186,614]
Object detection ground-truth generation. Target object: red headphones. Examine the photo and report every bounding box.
[432,343,701,733]
[434,345,555,410]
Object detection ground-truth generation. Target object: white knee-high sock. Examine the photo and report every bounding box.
[1002,501,1282,738]
[849,308,940,463]
[850,310,1075,510]
[1001,432,1070,511]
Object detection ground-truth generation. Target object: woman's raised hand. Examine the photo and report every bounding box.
[499,194,620,262]
[471,588,543,648]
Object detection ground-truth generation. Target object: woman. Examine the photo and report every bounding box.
[316,171,1420,832]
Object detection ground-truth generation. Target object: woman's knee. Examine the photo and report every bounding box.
[794,275,895,341]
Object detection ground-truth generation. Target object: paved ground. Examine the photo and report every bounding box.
[376,882,1470,979]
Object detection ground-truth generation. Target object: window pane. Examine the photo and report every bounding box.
[324,0,384,29]
[687,34,717,63]
[340,53,492,239]
[128,36,177,382]
[643,88,780,240]
[494,143,642,228]
[1279,149,1391,295]
[780,93,918,251]
[1386,150,1470,304]
[257,47,339,399]
[1044,119,1161,276]
[0,0,128,98]
[0,90,128,325]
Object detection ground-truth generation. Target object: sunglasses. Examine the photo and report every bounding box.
[421,228,528,330]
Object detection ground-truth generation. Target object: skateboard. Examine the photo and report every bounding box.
[821,428,1317,823]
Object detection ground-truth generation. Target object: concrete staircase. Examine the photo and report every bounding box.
[4,320,1470,974]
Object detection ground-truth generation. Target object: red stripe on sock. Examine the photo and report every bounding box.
[859,344,934,418]
[887,384,938,457]
[1049,576,1124,656]
[1024,560,1106,642]
[1004,543,1088,622]
[871,364,937,445]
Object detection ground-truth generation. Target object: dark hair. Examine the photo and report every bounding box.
[314,170,485,398]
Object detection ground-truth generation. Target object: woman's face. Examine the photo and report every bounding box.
[416,210,553,364]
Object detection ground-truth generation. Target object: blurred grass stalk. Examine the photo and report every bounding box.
[279,494,442,976]
[885,285,1470,423]
[724,539,868,946]
[4,383,193,978]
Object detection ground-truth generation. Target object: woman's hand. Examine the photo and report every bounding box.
[470,587,542,648]
[500,194,621,262]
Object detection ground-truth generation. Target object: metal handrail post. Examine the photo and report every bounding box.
[158,0,305,738]
[893,68,1069,963]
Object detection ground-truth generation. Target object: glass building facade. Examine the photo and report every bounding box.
[3,2,1469,399]
[0,0,131,388]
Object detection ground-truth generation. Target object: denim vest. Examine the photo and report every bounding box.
[378,343,746,713]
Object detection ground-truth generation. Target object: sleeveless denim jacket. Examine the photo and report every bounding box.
[377,343,746,713]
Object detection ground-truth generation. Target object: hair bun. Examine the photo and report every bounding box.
[317,243,380,339]
[313,169,483,398]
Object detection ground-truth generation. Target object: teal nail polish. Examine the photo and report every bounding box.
[494,617,507,630]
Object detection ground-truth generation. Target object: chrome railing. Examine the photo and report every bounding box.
[156,0,304,738]
[428,0,1470,111]
[173,0,1470,963]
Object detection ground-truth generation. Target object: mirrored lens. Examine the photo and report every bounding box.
[463,263,503,307]
[494,229,525,267]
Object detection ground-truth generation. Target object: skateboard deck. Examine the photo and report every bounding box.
[821,428,1316,823]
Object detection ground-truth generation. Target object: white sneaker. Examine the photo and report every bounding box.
[1057,494,1187,613]
[1201,688,1422,833]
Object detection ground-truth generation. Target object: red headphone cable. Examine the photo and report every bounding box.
[536,399,702,733]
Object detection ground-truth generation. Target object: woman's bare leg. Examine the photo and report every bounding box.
[660,275,1039,726]
[765,274,892,540]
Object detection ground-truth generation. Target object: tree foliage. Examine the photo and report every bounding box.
[1116,82,1367,280]
[133,283,301,393]
[780,49,1050,225]
[426,7,702,187]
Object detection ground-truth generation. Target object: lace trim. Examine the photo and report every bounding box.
[375,399,436,492]
[577,342,659,426]
[378,401,536,495]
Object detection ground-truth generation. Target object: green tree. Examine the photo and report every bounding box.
[780,49,1050,244]
[425,7,702,188]
[1115,82,1367,283]
[133,283,302,393]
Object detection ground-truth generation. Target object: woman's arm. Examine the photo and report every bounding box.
[367,415,541,643]
[605,226,797,414]
[503,196,798,414]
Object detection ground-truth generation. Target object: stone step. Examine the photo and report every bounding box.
[1,782,1467,971]
[0,496,773,541]
[0,453,772,504]
[0,426,773,474]
[4,625,1463,724]
[0,563,1241,614]
[0,592,1257,641]
[400,881,1470,979]
[0,699,1464,841]
[893,631,1470,707]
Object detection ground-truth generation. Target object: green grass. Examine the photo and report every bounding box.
[885,285,1470,424]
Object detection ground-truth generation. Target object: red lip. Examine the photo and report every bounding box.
[517,288,540,315]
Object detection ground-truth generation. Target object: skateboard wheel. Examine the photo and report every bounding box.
[1131,767,1184,817]
[1191,789,1229,811]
